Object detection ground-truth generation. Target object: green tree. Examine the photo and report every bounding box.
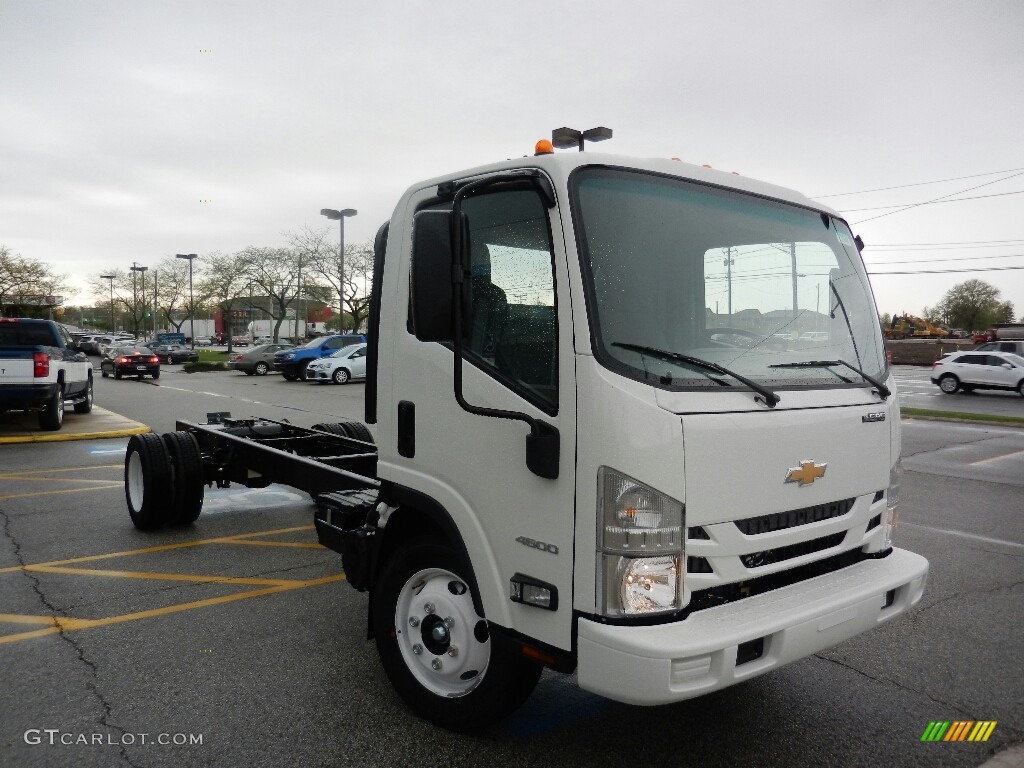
[933,279,1004,332]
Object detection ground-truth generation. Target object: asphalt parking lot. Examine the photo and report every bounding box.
[0,364,1021,767]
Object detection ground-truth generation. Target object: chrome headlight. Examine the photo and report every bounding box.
[597,467,684,617]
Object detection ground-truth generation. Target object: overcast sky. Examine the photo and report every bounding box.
[2,1,1022,322]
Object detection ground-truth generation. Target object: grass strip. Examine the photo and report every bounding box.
[901,407,1024,427]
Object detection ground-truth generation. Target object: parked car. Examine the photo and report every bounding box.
[975,340,1024,357]
[274,334,367,381]
[152,344,199,365]
[231,336,250,347]
[227,343,294,375]
[305,343,368,384]
[930,350,1024,397]
[798,331,830,343]
[100,346,161,380]
[80,335,114,355]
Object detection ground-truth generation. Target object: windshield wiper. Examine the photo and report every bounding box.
[613,342,780,407]
[769,359,890,399]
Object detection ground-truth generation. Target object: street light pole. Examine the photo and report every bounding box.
[320,208,357,331]
[176,254,198,348]
[551,126,613,152]
[100,274,115,333]
[130,264,148,339]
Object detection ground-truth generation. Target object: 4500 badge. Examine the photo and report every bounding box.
[515,536,559,555]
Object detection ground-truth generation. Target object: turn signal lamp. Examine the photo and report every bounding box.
[535,139,554,156]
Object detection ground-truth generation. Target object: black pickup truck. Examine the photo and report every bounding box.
[0,318,94,430]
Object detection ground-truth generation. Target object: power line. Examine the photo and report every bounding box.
[814,167,1024,198]
[870,241,1024,251]
[870,239,1024,246]
[864,253,1024,265]
[841,188,1024,214]
[867,265,1024,275]
[851,170,1024,225]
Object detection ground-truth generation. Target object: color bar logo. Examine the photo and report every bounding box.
[921,721,997,742]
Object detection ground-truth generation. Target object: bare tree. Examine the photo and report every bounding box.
[0,245,68,315]
[290,227,374,333]
[153,257,193,334]
[88,268,156,338]
[236,246,302,343]
[198,251,250,353]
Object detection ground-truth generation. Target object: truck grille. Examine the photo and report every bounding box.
[734,498,855,536]
[739,532,846,569]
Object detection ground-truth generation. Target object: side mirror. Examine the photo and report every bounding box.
[1001,362,1012,369]
[411,209,465,342]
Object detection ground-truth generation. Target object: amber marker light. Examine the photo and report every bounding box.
[535,139,554,155]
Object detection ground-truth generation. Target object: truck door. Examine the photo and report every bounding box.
[385,180,577,651]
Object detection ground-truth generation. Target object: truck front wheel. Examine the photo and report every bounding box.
[374,538,541,732]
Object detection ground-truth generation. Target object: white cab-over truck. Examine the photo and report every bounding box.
[123,148,928,731]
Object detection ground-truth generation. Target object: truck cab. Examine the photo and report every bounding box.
[360,151,928,728]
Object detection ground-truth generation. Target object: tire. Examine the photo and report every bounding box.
[282,372,298,382]
[161,431,205,525]
[38,385,65,431]
[332,368,351,385]
[73,375,94,414]
[114,367,122,380]
[152,370,160,380]
[254,362,269,376]
[374,538,541,732]
[311,421,374,443]
[102,368,109,378]
[1018,381,1024,398]
[125,433,175,530]
[299,361,314,381]
[938,374,959,394]
[243,369,255,376]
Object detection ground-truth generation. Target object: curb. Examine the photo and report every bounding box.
[0,406,150,445]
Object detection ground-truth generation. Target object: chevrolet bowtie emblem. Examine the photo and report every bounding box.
[786,460,827,486]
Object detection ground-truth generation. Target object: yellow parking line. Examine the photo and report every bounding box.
[0,476,124,485]
[0,525,316,574]
[26,566,305,587]
[0,614,65,625]
[0,484,123,500]
[0,574,345,645]
[216,540,323,549]
[0,464,122,477]
[227,525,316,539]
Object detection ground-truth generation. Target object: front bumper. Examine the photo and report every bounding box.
[576,547,928,705]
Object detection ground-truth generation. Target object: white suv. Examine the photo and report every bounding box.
[931,350,1024,397]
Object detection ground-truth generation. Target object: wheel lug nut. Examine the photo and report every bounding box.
[412,644,423,655]
[431,658,442,670]
[424,602,435,614]
[408,616,420,627]
[443,616,455,628]
[447,646,459,657]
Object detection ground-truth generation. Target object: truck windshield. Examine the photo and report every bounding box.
[571,167,886,391]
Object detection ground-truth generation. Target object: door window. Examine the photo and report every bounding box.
[460,187,559,412]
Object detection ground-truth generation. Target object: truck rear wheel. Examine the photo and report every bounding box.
[73,375,94,414]
[373,538,541,732]
[162,431,205,525]
[38,385,64,431]
[125,433,174,530]
[311,421,374,443]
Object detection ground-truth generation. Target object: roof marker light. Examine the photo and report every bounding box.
[535,139,554,156]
